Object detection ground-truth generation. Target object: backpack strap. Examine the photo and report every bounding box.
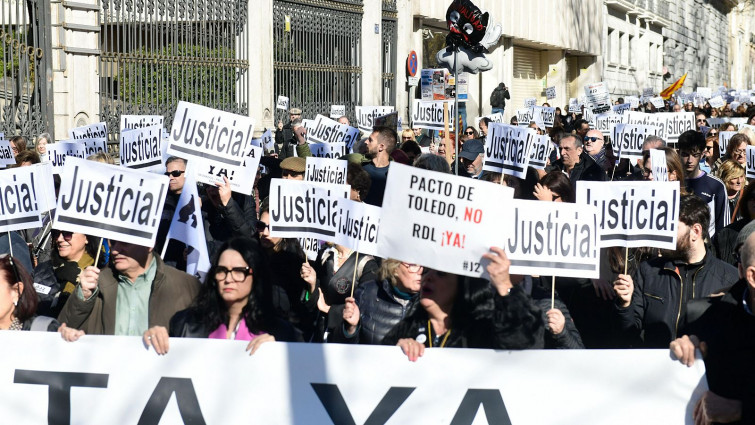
[355,254,373,281]
[30,316,55,332]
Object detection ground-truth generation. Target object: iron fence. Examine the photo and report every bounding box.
[381,18,397,107]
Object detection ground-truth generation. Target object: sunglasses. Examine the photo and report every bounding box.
[255,221,270,232]
[52,229,74,242]
[165,170,185,177]
[465,131,475,135]
[583,136,603,144]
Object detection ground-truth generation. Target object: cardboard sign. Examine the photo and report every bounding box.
[120,115,164,131]
[718,131,737,153]
[612,103,631,115]
[355,106,395,132]
[69,122,108,140]
[626,96,640,109]
[524,97,537,108]
[411,100,456,131]
[267,179,349,240]
[276,95,289,111]
[747,146,755,179]
[623,111,695,145]
[516,108,533,126]
[309,142,347,159]
[305,157,348,185]
[54,157,169,247]
[613,124,659,161]
[577,181,680,249]
[119,125,163,170]
[708,96,725,108]
[529,135,553,170]
[483,123,534,178]
[532,106,555,128]
[330,105,346,119]
[649,149,669,182]
[0,140,15,167]
[377,163,514,278]
[305,115,360,151]
[335,198,381,257]
[504,200,600,279]
[697,87,712,99]
[545,86,556,100]
[594,113,625,137]
[568,98,580,113]
[0,166,43,232]
[46,140,107,174]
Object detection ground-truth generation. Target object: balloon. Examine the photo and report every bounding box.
[445,0,489,53]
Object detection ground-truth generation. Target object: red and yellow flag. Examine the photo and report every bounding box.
[660,73,687,100]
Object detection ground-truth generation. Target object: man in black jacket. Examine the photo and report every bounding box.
[274,108,302,160]
[490,83,510,114]
[545,134,606,189]
[613,194,738,348]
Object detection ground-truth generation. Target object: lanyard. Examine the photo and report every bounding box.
[427,319,451,348]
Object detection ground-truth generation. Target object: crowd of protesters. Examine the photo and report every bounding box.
[2,92,755,423]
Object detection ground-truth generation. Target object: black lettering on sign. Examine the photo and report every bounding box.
[311,383,415,425]
[137,377,206,425]
[585,187,677,242]
[450,389,512,425]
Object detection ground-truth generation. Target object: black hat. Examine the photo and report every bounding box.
[459,139,484,161]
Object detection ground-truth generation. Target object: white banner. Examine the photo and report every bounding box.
[707,117,748,129]
[355,106,395,132]
[411,100,455,131]
[624,111,695,145]
[483,123,534,178]
[614,124,659,162]
[594,113,625,137]
[649,149,669,182]
[119,125,163,171]
[528,134,553,170]
[583,107,595,127]
[46,140,107,174]
[276,95,289,111]
[335,198,381,257]
[474,112,504,129]
[377,163,514,278]
[0,333,706,425]
[747,146,755,179]
[305,115,360,151]
[199,143,262,195]
[642,87,654,97]
[69,122,108,140]
[304,157,347,185]
[268,179,350,241]
[54,157,169,247]
[330,105,346,119]
[505,200,600,278]
[0,166,43,231]
[120,115,164,131]
[718,131,737,153]
[0,140,15,167]
[577,181,680,249]
[545,86,556,100]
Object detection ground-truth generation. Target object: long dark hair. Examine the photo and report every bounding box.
[187,237,273,334]
[0,255,36,322]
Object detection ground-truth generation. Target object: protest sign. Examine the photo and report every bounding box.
[505,200,600,278]
[305,115,360,151]
[377,163,514,278]
[612,103,631,115]
[649,96,665,109]
[196,143,262,195]
[697,87,712,99]
[276,95,289,110]
[545,86,556,100]
[260,129,275,151]
[335,198,381,257]
[523,97,536,108]
[649,149,669,182]
[594,113,624,137]
[706,117,748,129]
[624,111,695,145]
[474,112,503,129]
[46,141,94,173]
[747,146,755,179]
[309,142,347,159]
[515,108,533,126]
[568,98,580,113]
[0,140,15,167]
[613,124,659,161]
[119,125,163,171]
[577,181,680,249]
[642,87,654,97]
[718,131,737,153]
[298,237,323,261]
[483,123,534,178]
[531,106,555,128]
[529,134,552,170]
[708,95,725,108]
[626,96,640,109]
[0,132,4,140]
[585,82,611,113]
[54,157,169,247]
[268,179,350,240]
[30,162,56,212]
[0,166,43,232]
[330,105,346,119]
[356,106,395,132]
[69,122,108,140]
[305,157,348,185]
[411,100,456,131]
[583,107,595,127]
[120,115,164,131]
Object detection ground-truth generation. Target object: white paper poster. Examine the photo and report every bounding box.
[355,106,395,132]
[0,140,15,167]
[0,166,44,231]
[529,134,553,170]
[649,149,669,182]
[304,157,348,185]
[746,146,755,179]
[268,179,350,241]
[305,115,360,151]
[119,124,163,171]
[708,96,725,108]
[69,122,108,140]
[335,198,381,257]
[330,105,346,119]
[483,123,534,178]
[718,131,737,153]
[120,115,164,131]
[411,100,456,131]
[276,95,289,111]
[545,86,556,100]
[613,124,659,162]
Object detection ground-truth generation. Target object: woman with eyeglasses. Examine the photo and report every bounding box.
[142,237,302,356]
[712,134,749,177]
[703,135,720,172]
[640,147,686,184]
[375,248,543,361]
[718,160,746,221]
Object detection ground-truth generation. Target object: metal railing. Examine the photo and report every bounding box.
[381,18,397,107]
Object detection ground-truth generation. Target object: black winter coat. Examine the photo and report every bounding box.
[546,152,606,190]
[711,218,749,266]
[168,308,302,342]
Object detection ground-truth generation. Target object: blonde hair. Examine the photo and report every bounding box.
[719,159,745,184]
[379,258,401,286]
[738,127,755,146]
[87,152,115,164]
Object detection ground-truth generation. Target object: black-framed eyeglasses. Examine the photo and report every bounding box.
[214,266,252,281]
[165,170,185,177]
[52,229,74,242]
[583,136,603,144]
[255,221,269,232]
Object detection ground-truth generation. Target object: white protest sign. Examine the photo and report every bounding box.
[649,149,669,182]
[568,98,580,113]
[355,105,395,132]
[196,143,262,196]
[626,96,640,109]
[119,124,163,171]
[612,103,631,115]
[577,181,680,249]
[0,167,43,231]
[697,87,712,99]
[523,97,537,108]
[330,105,346,119]
[46,141,92,173]
[268,179,350,241]
[505,200,600,279]
[545,86,557,100]
[474,113,504,129]
[583,107,595,127]
[309,142,347,159]
[706,117,747,129]
[120,115,164,131]
[624,111,695,145]
[642,87,654,97]
[718,131,737,153]
[649,96,665,109]
[613,124,659,162]
[529,134,553,170]
[0,140,15,167]
[305,157,348,185]
[335,198,381,257]
[516,108,533,126]
[298,237,322,261]
[305,114,360,151]
[746,146,755,179]
[483,123,534,178]
[585,82,611,113]
[69,122,108,140]
[411,100,456,131]
[594,113,625,137]
[255,128,274,151]
[709,95,725,108]
[276,95,289,110]
[30,162,56,213]
[531,106,555,128]
[54,157,169,247]
[377,163,514,278]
